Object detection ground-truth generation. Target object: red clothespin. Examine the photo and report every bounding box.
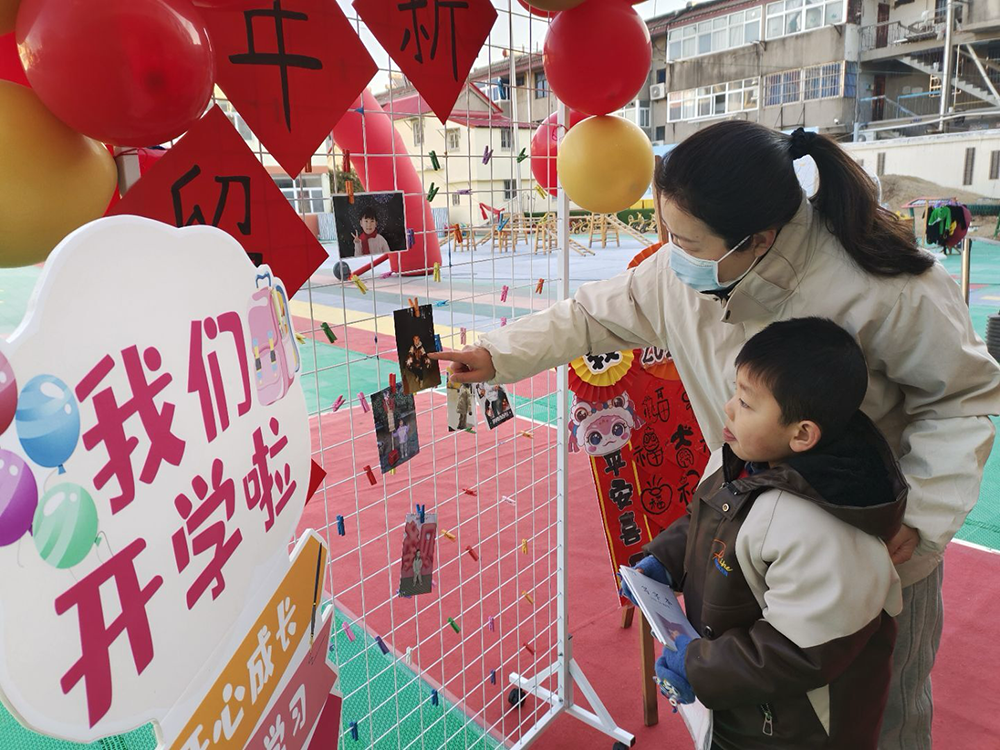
[343,150,351,173]
[500,285,509,302]
[465,546,479,562]
[359,392,369,412]
[390,373,396,391]
[535,278,544,294]
[460,327,467,345]
[501,317,507,327]
[346,181,354,204]
[453,223,462,243]
[364,465,377,486]
[522,642,535,656]
[462,487,477,496]
[343,621,355,641]
[331,395,345,412]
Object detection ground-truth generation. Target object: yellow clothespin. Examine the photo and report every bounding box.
[534,184,547,199]
[350,274,367,294]
[521,538,528,554]
[433,261,441,282]
[441,529,457,541]
[294,332,306,344]
[521,590,534,605]
[519,430,533,440]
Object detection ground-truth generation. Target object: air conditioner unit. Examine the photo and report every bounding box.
[650,83,667,100]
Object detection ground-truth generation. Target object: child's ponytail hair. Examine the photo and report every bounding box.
[656,121,934,278]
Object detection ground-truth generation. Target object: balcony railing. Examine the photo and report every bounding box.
[859,20,943,53]
[858,90,996,126]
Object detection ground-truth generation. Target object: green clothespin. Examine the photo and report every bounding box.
[427,183,439,202]
[516,148,528,163]
[430,150,441,170]
[321,322,337,344]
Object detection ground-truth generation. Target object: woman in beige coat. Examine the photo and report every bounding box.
[432,121,1000,749]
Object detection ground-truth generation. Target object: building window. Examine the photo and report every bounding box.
[804,62,843,100]
[876,152,886,177]
[990,150,1000,180]
[656,68,667,84]
[503,179,516,200]
[412,119,424,146]
[535,71,548,98]
[667,7,761,60]
[668,77,758,121]
[655,125,666,141]
[765,0,844,41]
[764,69,802,106]
[639,106,651,128]
[500,127,513,150]
[963,147,975,185]
[275,175,324,214]
[447,129,461,150]
[516,73,525,87]
[844,61,858,98]
[451,191,461,206]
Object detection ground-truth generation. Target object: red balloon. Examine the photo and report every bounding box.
[15,0,215,146]
[0,33,26,86]
[530,108,587,196]
[517,0,558,18]
[542,0,651,116]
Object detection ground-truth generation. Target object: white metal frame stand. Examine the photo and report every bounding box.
[505,102,636,750]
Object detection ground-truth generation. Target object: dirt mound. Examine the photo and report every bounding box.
[878,174,991,212]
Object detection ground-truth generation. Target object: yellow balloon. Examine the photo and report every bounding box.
[0,0,19,35]
[0,81,117,267]
[557,115,654,215]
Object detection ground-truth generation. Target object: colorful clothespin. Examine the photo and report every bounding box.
[522,590,534,605]
[336,515,346,536]
[429,150,440,170]
[380,270,394,279]
[350,274,367,294]
[462,487,477,496]
[490,669,497,685]
[405,647,413,665]
[516,148,528,163]
[342,150,351,173]
[453,223,463,242]
[519,430,533,439]
[407,228,415,248]
[375,636,390,655]
[500,285,509,302]
[447,617,460,634]
[349,721,359,740]
[294,331,306,345]
[482,146,493,164]
[488,615,495,632]
[501,495,515,506]
[346,181,354,204]
[535,278,544,294]
[433,261,441,282]
[427,183,439,201]
[521,538,528,554]
[434,334,442,351]
[535,184,548,199]
[498,215,509,231]
[435,300,448,307]
[431,689,439,706]
[501,317,507,327]
[364,465,377,486]
[522,642,535,656]
[416,504,426,523]
[441,528,456,541]
[321,322,337,343]
[331,395,345,412]
[460,327,467,345]
[457,188,472,195]
[408,297,421,316]
[343,621,355,640]
[359,392,369,412]
[466,546,479,562]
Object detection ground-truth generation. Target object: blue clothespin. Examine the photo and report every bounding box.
[490,669,496,685]
[336,515,345,536]
[416,504,425,523]
[434,334,442,351]
[435,299,448,307]
[375,635,390,655]
[498,215,509,231]
[349,721,359,740]
[407,228,415,248]
[431,689,439,706]
[482,146,493,164]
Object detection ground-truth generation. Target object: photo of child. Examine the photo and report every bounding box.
[398,511,437,597]
[447,379,476,432]
[369,383,420,473]
[394,304,441,395]
[475,382,513,429]
[331,190,406,259]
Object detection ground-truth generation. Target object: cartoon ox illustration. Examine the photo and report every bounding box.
[569,393,644,456]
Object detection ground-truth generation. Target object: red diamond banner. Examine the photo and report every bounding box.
[354,0,497,124]
[111,106,327,296]
[200,0,378,178]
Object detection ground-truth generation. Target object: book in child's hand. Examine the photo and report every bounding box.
[619,565,699,650]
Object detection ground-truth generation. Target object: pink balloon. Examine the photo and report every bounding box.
[0,449,37,546]
[530,109,587,197]
[0,350,15,435]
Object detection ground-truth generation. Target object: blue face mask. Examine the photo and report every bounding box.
[668,235,754,293]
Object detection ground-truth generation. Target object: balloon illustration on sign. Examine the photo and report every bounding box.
[15,374,80,473]
[32,483,99,569]
[0,449,38,546]
[0,349,16,434]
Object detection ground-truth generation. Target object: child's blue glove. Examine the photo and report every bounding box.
[654,635,695,706]
[619,555,673,606]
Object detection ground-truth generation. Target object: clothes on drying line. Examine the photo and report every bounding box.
[926,202,971,248]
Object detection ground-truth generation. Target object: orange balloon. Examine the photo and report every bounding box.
[0,81,117,267]
[0,0,18,35]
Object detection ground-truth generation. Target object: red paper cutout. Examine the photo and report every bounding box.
[305,459,326,504]
[567,355,640,404]
[111,106,327,296]
[354,0,498,124]
[307,693,344,750]
[200,0,377,179]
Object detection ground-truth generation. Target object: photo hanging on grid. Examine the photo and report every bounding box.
[394,304,441,395]
[370,383,420,473]
[475,382,513,429]
[447,379,476,432]
[331,190,406,258]
[398,511,438,597]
